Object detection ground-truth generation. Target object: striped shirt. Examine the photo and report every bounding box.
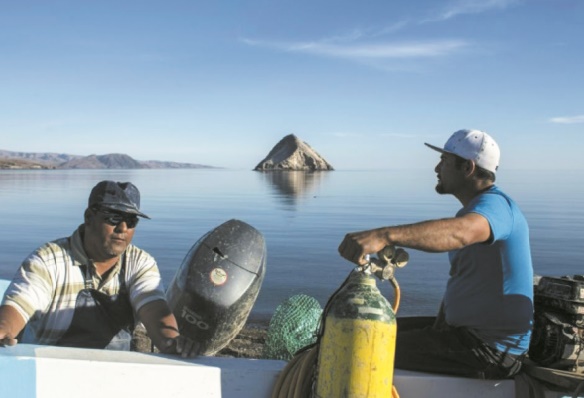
[1,225,166,345]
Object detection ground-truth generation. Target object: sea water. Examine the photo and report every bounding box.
[0,168,582,320]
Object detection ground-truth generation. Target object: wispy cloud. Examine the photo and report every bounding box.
[242,38,468,60]
[240,1,519,68]
[325,21,411,41]
[427,0,521,22]
[549,115,584,124]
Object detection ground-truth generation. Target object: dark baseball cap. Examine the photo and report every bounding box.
[88,181,150,219]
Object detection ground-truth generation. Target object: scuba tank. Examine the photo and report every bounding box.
[314,246,408,398]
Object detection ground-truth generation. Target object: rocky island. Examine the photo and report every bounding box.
[254,134,333,171]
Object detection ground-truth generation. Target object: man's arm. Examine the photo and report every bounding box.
[137,299,199,358]
[0,305,27,346]
[338,213,491,265]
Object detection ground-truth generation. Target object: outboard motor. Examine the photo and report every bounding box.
[530,275,584,371]
[166,219,266,355]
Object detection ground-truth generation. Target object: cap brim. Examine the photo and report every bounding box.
[101,204,151,219]
[129,209,151,220]
[424,142,447,153]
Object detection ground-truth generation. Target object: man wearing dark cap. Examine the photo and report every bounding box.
[338,130,533,379]
[0,180,198,357]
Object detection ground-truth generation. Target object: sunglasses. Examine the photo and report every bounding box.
[94,208,140,229]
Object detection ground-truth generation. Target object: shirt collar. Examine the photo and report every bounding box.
[70,225,89,267]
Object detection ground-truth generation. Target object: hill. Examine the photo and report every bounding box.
[254,134,334,171]
[0,150,216,170]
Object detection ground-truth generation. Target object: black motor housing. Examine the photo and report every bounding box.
[166,219,266,355]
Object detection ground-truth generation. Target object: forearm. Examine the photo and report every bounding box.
[137,299,180,352]
[339,213,490,265]
[384,217,476,252]
[0,304,27,344]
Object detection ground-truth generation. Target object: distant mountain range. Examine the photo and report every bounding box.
[0,150,217,170]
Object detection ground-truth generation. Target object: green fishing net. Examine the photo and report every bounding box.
[262,294,322,360]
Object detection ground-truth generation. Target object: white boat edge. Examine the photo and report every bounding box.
[0,279,571,398]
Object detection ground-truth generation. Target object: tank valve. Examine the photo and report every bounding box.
[365,246,409,281]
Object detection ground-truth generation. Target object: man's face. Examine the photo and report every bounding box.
[434,153,466,195]
[83,207,138,260]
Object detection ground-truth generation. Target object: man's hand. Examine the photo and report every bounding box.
[161,334,201,358]
[0,325,18,347]
[0,305,26,347]
[338,228,391,266]
[0,335,18,347]
[137,299,201,358]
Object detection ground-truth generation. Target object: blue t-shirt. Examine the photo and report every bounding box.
[443,186,533,355]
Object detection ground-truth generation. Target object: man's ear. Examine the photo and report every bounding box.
[84,208,93,224]
[464,160,476,177]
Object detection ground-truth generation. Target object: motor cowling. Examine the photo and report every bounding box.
[314,271,397,398]
[166,219,266,356]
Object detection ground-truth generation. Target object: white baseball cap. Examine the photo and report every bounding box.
[425,129,500,173]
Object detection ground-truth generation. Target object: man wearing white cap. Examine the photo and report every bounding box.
[338,129,533,379]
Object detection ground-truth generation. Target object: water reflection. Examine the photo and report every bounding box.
[257,171,330,209]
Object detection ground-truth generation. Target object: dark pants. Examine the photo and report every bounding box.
[395,316,524,379]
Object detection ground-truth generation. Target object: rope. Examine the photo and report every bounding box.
[270,344,318,398]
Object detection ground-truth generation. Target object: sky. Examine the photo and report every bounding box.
[1,0,583,170]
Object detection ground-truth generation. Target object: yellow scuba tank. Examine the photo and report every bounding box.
[314,247,407,398]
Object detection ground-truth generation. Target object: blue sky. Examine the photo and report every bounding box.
[1,0,582,170]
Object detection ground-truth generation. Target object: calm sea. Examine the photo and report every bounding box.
[1,169,582,321]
